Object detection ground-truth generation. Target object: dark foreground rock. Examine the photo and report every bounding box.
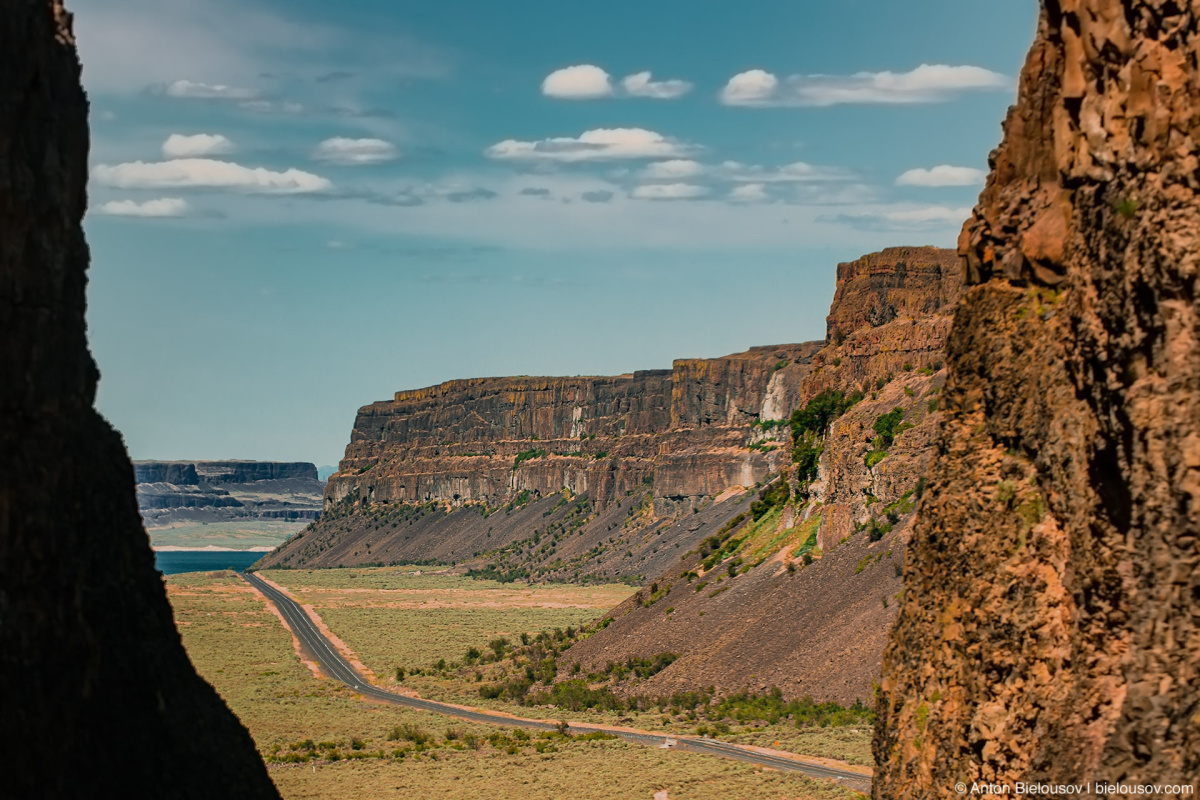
[0,3,279,798]
[875,1,1200,794]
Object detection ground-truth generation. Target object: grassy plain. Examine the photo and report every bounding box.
[168,569,860,799]
[149,519,305,549]
[261,566,874,767]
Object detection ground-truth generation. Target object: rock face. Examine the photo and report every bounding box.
[0,3,279,798]
[135,460,323,523]
[875,2,1200,793]
[326,343,821,518]
[266,248,962,592]
[825,247,962,344]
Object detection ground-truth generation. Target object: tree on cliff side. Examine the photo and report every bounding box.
[875,0,1198,795]
[0,2,279,797]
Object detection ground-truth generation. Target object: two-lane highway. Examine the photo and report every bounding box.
[241,571,872,793]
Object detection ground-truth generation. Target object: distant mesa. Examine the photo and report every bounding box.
[134,460,324,527]
[317,464,338,482]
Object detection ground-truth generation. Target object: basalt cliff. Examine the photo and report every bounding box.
[875,0,1199,794]
[0,2,278,798]
[261,246,962,704]
[135,460,324,524]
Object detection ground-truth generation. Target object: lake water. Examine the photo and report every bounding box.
[155,550,264,575]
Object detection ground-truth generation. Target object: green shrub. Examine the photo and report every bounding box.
[790,389,863,438]
[792,431,823,484]
[873,408,905,448]
[750,477,790,520]
[387,724,429,745]
[513,449,546,469]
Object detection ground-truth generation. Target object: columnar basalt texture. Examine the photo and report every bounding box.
[875,2,1199,794]
[825,247,963,345]
[326,343,822,516]
[0,3,279,798]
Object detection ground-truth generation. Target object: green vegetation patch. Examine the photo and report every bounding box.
[513,449,547,469]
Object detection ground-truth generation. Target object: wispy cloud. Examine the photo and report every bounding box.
[895,165,986,187]
[720,160,850,183]
[640,159,705,180]
[630,183,710,201]
[729,184,769,203]
[165,79,258,100]
[162,133,233,159]
[541,65,692,100]
[75,0,449,94]
[720,64,1010,107]
[92,159,332,194]
[312,137,399,165]
[823,205,971,231]
[96,197,191,217]
[620,71,692,99]
[486,128,698,163]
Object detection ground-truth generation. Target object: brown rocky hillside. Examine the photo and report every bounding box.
[875,1,1200,794]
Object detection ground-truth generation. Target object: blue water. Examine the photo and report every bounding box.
[155,550,264,575]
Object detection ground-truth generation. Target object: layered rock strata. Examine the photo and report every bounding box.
[267,246,962,588]
[0,2,279,797]
[134,460,324,524]
[327,344,821,517]
[876,1,1200,793]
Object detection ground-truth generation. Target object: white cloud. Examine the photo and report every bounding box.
[486,128,698,163]
[720,69,779,106]
[877,206,972,224]
[729,184,769,203]
[236,99,306,115]
[96,197,190,217]
[162,133,233,159]
[621,71,693,99]
[541,65,693,100]
[720,64,1010,107]
[165,79,259,100]
[640,159,705,180]
[542,65,614,99]
[630,183,710,200]
[721,160,849,183]
[828,205,971,231]
[896,165,986,187]
[312,137,399,165]
[92,159,332,194]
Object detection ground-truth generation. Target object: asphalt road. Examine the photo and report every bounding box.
[241,571,872,793]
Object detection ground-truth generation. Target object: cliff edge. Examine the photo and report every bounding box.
[875,1,1199,793]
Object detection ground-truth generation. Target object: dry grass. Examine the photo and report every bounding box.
[259,566,873,766]
[168,570,858,800]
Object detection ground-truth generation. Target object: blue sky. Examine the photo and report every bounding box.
[76,0,1038,467]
